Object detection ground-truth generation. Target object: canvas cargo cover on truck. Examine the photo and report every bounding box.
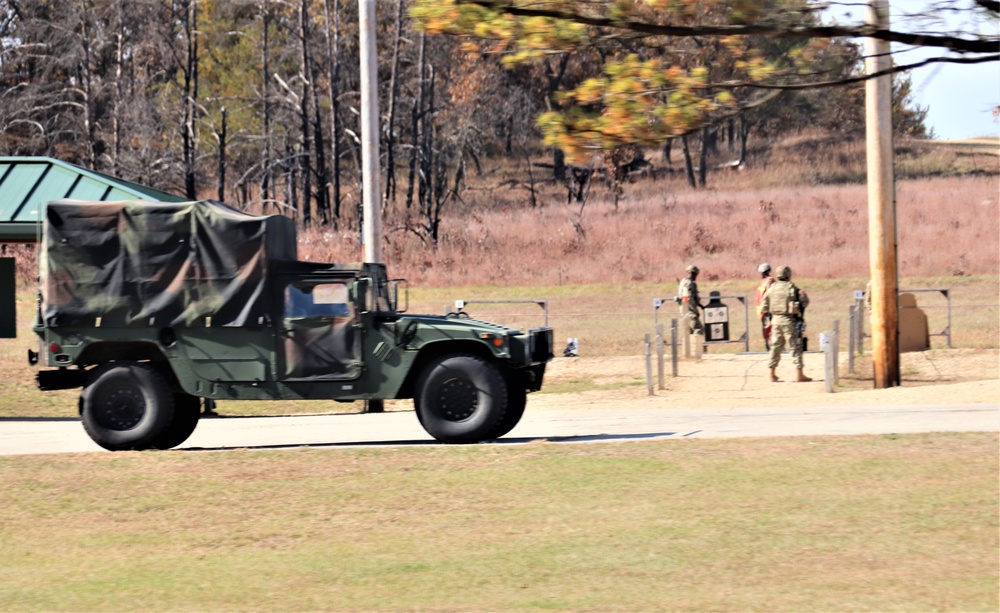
[42,199,297,327]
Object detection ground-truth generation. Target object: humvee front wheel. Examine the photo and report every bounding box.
[415,354,506,443]
[486,376,527,440]
[80,363,174,451]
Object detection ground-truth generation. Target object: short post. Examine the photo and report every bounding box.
[743,297,750,353]
[683,321,691,358]
[694,333,703,360]
[823,332,835,393]
[644,333,654,395]
[945,289,953,348]
[855,297,865,354]
[832,320,840,384]
[655,323,665,390]
[848,306,856,374]
[671,318,679,377]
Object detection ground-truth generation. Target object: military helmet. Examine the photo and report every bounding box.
[686,265,699,275]
[758,263,771,274]
[776,265,792,280]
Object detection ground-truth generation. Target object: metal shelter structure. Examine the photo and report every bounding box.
[0,156,185,243]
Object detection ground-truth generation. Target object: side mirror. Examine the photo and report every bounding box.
[389,278,408,313]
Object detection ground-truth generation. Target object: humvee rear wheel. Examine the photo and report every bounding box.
[150,393,202,450]
[80,363,174,451]
[415,354,506,443]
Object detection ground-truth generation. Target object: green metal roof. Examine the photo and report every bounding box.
[0,157,186,242]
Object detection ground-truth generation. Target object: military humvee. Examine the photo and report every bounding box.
[29,199,553,450]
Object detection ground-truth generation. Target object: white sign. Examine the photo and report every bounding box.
[704,306,728,324]
[853,290,865,300]
[710,323,724,340]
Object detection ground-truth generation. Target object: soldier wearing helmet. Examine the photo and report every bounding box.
[754,263,776,349]
[675,265,705,336]
[761,265,812,382]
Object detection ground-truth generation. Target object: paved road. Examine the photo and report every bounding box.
[1,403,997,456]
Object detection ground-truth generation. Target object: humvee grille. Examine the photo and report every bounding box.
[529,328,554,364]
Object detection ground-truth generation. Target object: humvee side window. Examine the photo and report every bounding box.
[284,283,352,318]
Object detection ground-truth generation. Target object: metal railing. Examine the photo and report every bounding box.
[849,288,952,373]
[448,299,550,328]
[652,293,750,353]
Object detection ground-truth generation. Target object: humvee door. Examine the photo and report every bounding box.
[279,280,361,380]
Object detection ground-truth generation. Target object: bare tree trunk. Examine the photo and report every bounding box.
[413,33,428,213]
[299,0,312,226]
[681,135,696,188]
[739,115,749,165]
[422,66,436,218]
[383,0,404,207]
[545,55,570,181]
[79,0,99,170]
[286,141,297,219]
[217,106,227,201]
[181,0,198,199]
[523,147,538,208]
[260,0,271,213]
[111,2,125,175]
[312,101,329,224]
[405,96,418,210]
[323,0,340,228]
[698,126,708,188]
[307,30,329,224]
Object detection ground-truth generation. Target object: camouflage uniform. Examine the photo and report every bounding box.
[761,266,810,379]
[677,266,704,335]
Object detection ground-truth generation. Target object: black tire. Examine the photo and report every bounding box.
[150,393,202,450]
[487,375,527,440]
[415,354,507,443]
[80,362,175,451]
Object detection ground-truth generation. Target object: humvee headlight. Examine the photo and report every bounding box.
[479,333,503,347]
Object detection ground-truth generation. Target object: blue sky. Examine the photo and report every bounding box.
[828,1,999,139]
[895,11,1000,140]
[908,60,998,139]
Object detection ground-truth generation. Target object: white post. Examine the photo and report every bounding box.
[671,318,678,377]
[832,320,840,384]
[359,0,382,263]
[656,323,665,390]
[644,333,654,395]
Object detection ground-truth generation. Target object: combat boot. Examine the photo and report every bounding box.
[796,367,812,382]
[770,367,779,382]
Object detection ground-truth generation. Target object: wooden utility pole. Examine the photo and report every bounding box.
[359,0,383,263]
[865,0,900,387]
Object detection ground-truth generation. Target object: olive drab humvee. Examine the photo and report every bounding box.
[29,199,553,450]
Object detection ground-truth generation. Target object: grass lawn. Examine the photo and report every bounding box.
[0,433,997,612]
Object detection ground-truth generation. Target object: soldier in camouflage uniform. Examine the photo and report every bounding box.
[676,265,705,336]
[761,265,812,383]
